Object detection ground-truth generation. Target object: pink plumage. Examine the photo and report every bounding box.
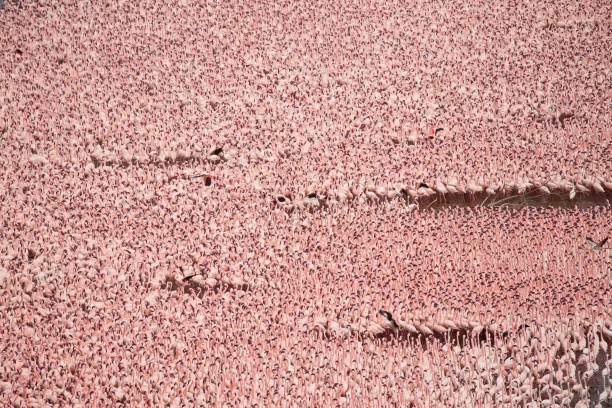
[0,0,610,406]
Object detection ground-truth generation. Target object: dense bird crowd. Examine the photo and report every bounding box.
[1,0,610,406]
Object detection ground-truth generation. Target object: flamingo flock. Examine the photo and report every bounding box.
[1,0,611,406]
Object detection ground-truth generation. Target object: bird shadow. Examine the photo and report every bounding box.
[372,326,502,349]
[161,275,252,298]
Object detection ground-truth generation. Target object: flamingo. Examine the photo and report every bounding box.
[580,237,609,250]
[379,310,399,329]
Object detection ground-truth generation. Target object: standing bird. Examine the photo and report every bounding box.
[502,324,530,339]
[179,266,202,282]
[210,147,226,162]
[582,237,609,250]
[433,128,445,139]
[379,310,399,329]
